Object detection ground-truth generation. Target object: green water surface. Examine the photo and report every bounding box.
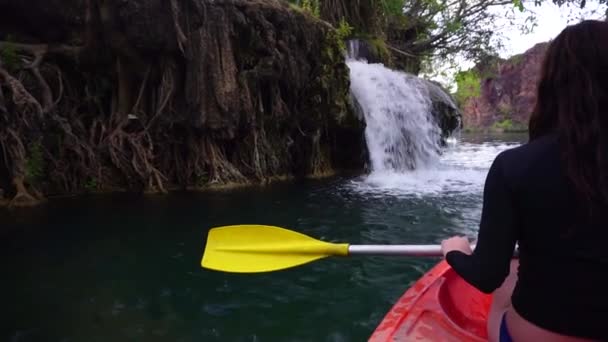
[0,134,526,342]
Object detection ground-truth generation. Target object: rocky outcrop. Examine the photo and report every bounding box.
[462,42,548,131]
[426,81,461,141]
[347,40,460,141]
[346,38,393,67]
[0,0,366,206]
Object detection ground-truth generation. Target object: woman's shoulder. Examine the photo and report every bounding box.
[492,133,560,181]
[496,133,558,164]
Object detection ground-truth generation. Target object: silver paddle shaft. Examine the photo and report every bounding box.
[348,244,477,257]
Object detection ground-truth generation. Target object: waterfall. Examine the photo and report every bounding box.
[347,40,361,60]
[347,60,443,172]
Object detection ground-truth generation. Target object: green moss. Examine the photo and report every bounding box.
[454,70,481,108]
[286,0,319,17]
[368,38,390,62]
[462,122,528,133]
[288,0,320,17]
[512,0,525,12]
[84,178,98,192]
[335,18,354,52]
[196,172,209,187]
[491,119,527,132]
[0,36,20,72]
[319,27,351,124]
[380,0,405,16]
[509,54,524,66]
[287,3,301,11]
[351,33,392,65]
[492,119,512,131]
[25,141,44,185]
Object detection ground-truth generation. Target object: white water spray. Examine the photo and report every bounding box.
[346,52,521,197]
[347,60,442,172]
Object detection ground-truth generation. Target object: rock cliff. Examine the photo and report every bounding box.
[461,42,548,131]
[0,0,366,206]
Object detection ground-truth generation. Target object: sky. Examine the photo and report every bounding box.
[499,0,606,57]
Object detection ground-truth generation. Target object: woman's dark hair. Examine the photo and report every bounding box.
[529,20,608,208]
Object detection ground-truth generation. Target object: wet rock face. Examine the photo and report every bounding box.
[425,80,461,141]
[462,42,548,130]
[0,0,366,203]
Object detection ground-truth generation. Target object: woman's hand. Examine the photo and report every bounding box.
[441,236,473,257]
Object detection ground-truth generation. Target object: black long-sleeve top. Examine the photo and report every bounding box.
[446,133,608,341]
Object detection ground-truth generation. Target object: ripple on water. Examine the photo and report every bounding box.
[345,140,521,198]
[0,135,526,341]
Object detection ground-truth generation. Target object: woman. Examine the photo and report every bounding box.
[441,20,608,342]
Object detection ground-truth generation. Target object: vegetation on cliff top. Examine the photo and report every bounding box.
[290,0,605,75]
[454,70,481,109]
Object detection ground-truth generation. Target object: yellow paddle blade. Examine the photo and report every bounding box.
[201,225,349,273]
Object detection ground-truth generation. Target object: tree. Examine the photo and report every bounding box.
[550,0,607,7]
[388,0,604,65]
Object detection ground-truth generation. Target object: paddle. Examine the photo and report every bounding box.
[201,225,466,273]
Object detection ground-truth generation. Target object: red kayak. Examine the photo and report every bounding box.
[369,260,493,341]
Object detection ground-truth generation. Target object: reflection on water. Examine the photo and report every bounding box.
[0,133,526,341]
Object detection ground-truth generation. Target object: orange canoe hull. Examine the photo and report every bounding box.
[369,260,493,341]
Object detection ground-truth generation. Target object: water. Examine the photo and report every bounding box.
[0,133,526,342]
[347,60,444,171]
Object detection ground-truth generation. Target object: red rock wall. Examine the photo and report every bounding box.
[462,42,548,130]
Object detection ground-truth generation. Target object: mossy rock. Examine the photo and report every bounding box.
[348,37,392,66]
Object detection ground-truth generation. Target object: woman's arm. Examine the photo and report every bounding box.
[442,153,519,294]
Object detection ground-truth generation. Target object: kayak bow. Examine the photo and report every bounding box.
[369,260,492,341]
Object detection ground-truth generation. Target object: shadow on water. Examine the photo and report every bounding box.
[0,134,525,342]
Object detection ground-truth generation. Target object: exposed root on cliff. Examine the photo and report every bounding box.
[169,0,188,54]
[0,126,44,207]
[0,67,43,117]
[0,0,366,204]
[201,138,247,185]
[9,175,42,207]
[309,129,331,176]
[0,62,50,207]
[99,110,167,193]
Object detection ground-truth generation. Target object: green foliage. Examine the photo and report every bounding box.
[454,70,481,107]
[513,0,525,12]
[549,0,607,8]
[25,142,44,184]
[0,36,20,72]
[510,54,524,66]
[301,0,320,17]
[493,118,513,131]
[335,18,354,52]
[84,178,98,192]
[445,19,462,33]
[491,118,527,132]
[367,38,390,62]
[286,0,319,17]
[380,0,404,16]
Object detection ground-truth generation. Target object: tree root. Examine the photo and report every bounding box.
[0,67,43,118]
[8,176,43,208]
[0,42,73,115]
[169,0,188,54]
[0,0,353,200]
[201,138,247,185]
[310,129,330,176]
